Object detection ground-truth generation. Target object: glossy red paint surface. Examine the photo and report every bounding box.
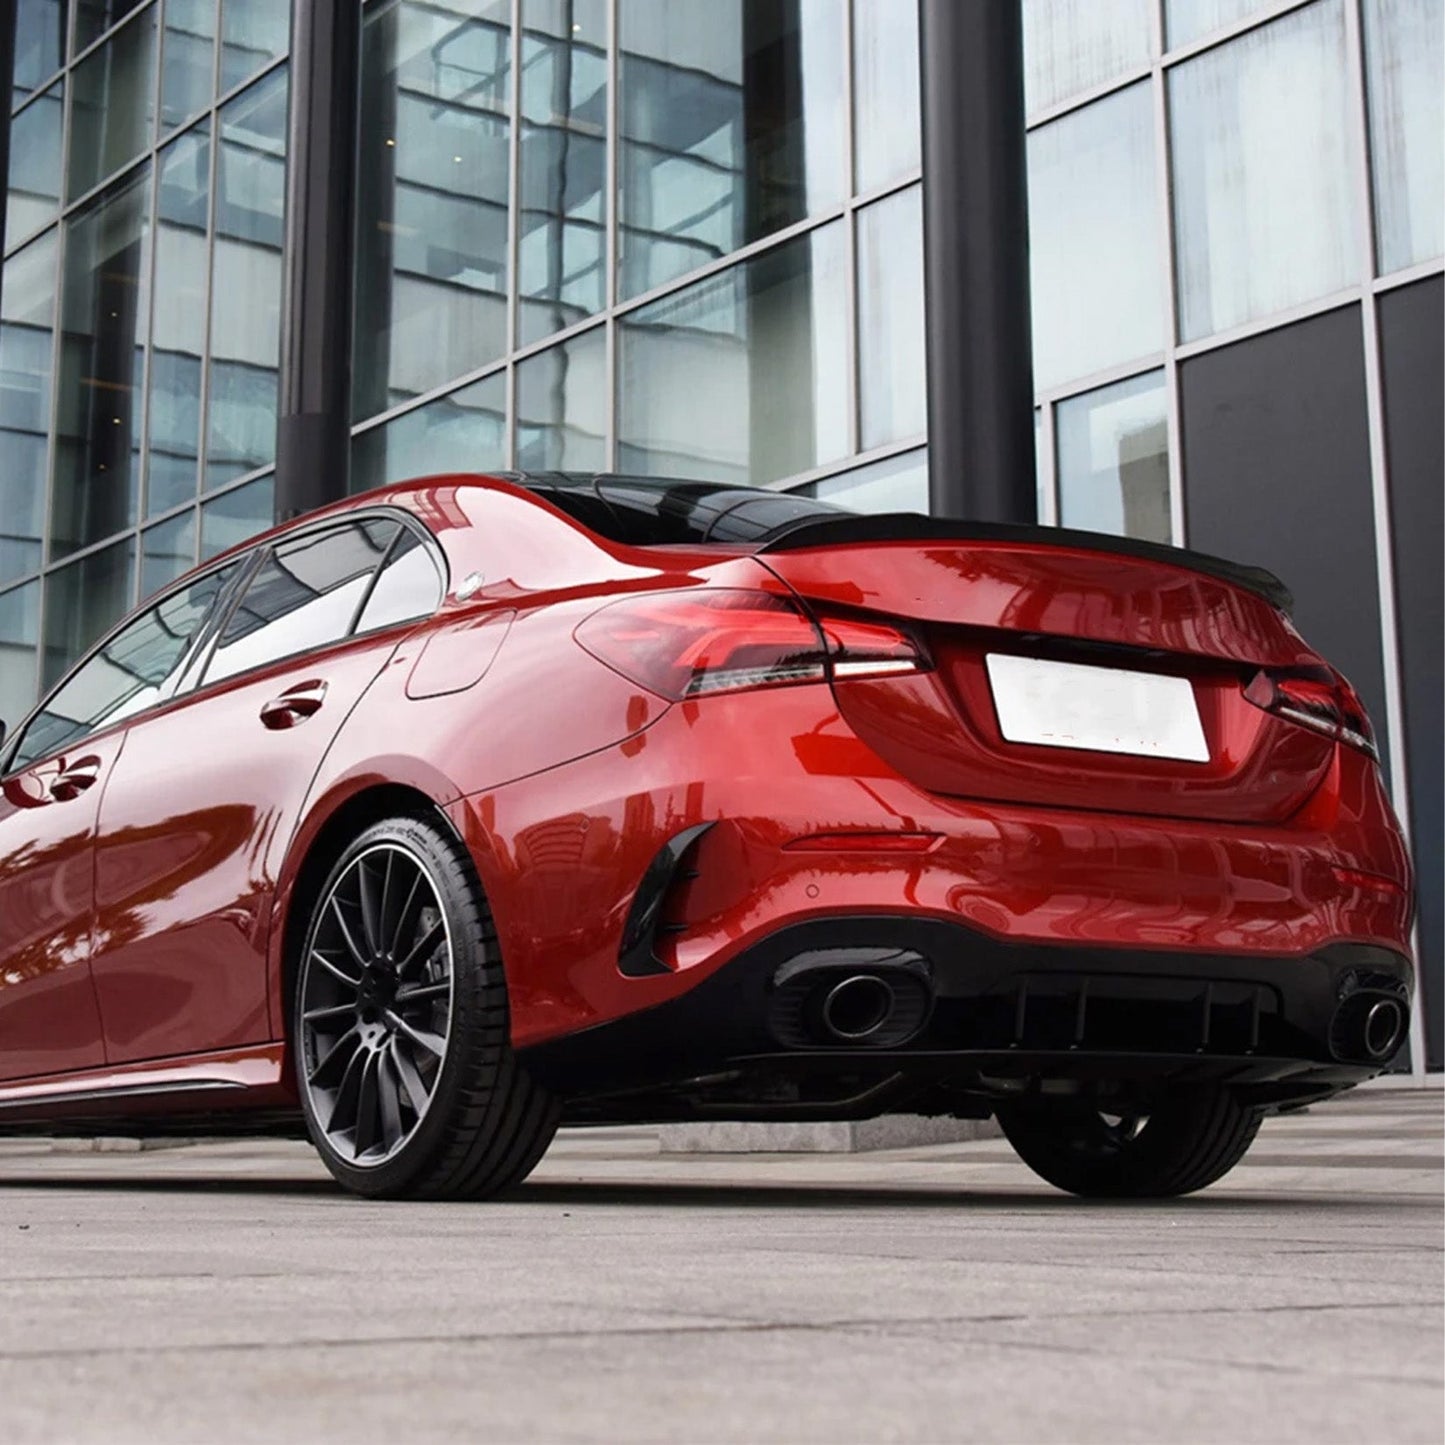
[0,475,1417,1119]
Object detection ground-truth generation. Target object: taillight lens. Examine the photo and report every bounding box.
[575,589,923,701]
[1244,669,1379,760]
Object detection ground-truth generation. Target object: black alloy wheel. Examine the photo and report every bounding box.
[295,816,559,1200]
[996,1085,1264,1198]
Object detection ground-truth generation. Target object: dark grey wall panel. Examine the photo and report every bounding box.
[1181,306,1388,755]
[1379,276,1443,1070]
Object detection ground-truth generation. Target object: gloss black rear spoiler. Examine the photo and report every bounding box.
[758,514,1293,615]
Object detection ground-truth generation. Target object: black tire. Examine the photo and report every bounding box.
[997,1086,1264,1198]
[293,814,560,1200]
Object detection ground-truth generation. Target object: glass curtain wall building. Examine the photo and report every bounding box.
[2,0,1442,1065]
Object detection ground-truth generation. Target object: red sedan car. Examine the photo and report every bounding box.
[0,474,1415,1199]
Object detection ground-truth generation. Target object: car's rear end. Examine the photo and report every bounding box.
[452,477,1415,1193]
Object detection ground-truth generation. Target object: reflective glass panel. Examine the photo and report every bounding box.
[618,222,849,485]
[147,126,210,515]
[852,0,920,191]
[1363,0,1445,274]
[1166,0,1270,49]
[619,0,846,300]
[516,326,607,472]
[1029,81,1163,389]
[220,0,288,93]
[13,0,68,106]
[857,185,925,449]
[140,508,197,599]
[200,473,273,557]
[354,0,512,420]
[51,165,152,558]
[24,549,230,766]
[804,447,927,514]
[162,0,217,131]
[67,7,157,201]
[355,527,444,634]
[0,232,56,585]
[0,583,40,739]
[40,534,134,688]
[1056,370,1170,543]
[6,82,64,251]
[350,372,507,494]
[1022,0,1153,115]
[519,0,607,345]
[75,0,146,52]
[206,520,395,684]
[207,68,287,487]
[1171,0,1357,342]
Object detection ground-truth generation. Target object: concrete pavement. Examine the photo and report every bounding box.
[0,1087,1440,1444]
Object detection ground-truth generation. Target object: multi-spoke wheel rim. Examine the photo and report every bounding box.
[299,844,455,1167]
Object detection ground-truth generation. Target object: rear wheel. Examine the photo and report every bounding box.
[996,1086,1263,1198]
[294,815,559,1200]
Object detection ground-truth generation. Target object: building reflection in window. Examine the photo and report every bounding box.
[516,324,606,472]
[351,372,507,494]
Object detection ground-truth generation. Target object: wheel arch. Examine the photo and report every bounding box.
[269,779,470,1053]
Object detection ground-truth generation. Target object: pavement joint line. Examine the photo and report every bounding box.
[4,1295,1440,1367]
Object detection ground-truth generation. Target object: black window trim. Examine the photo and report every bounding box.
[0,507,447,780]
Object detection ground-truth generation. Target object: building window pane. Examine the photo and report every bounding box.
[0,582,40,736]
[1022,0,1153,116]
[141,509,197,599]
[803,447,927,514]
[857,185,925,449]
[6,82,63,251]
[66,8,158,203]
[619,0,846,301]
[162,0,217,132]
[75,0,146,53]
[0,233,56,586]
[1029,81,1163,390]
[519,0,607,346]
[42,534,135,688]
[200,473,273,557]
[618,223,849,486]
[219,0,288,93]
[351,373,507,495]
[1165,0,1270,50]
[206,67,287,488]
[354,0,512,420]
[1056,370,1170,543]
[13,0,68,107]
[147,126,209,516]
[1170,0,1358,342]
[852,0,920,191]
[1364,0,1445,274]
[516,326,607,472]
[51,165,152,558]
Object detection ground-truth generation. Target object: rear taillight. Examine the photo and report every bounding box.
[1244,669,1379,760]
[575,589,923,701]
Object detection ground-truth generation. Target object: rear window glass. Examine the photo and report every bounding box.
[516,472,851,546]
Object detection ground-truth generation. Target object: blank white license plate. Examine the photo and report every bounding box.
[985,653,1209,762]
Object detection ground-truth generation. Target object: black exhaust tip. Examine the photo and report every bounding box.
[1329,987,1408,1064]
[820,975,897,1042]
[769,948,934,1049]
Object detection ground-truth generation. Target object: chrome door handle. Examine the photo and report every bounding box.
[260,680,328,730]
[49,760,101,801]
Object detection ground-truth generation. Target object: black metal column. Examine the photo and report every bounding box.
[0,0,17,292]
[918,0,1037,523]
[275,0,363,521]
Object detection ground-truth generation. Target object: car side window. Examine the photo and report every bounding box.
[7,563,239,772]
[354,526,444,634]
[203,518,397,685]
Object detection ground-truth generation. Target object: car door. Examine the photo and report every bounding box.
[88,516,408,1065]
[0,563,239,1082]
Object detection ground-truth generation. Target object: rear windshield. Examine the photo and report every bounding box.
[512,471,852,546]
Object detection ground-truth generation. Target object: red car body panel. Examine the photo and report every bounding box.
[0,474,1417,1127]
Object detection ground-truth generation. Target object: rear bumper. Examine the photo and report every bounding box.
[519,915,1413,1117]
